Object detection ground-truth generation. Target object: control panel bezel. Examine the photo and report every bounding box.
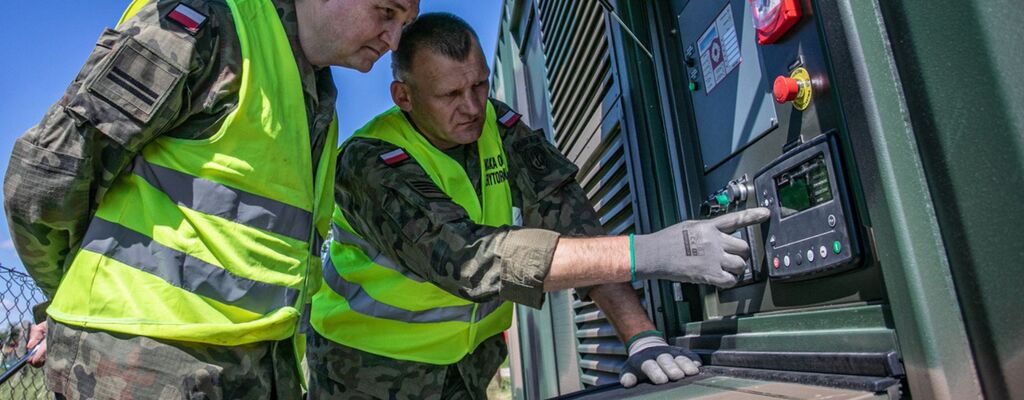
[754,132,860,280]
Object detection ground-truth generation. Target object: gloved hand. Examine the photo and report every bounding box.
[619,330,701,388]
[633,207,770,287]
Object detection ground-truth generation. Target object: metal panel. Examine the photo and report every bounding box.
[677,0,778,171]
[534,0,643,388]
[876,1,1024,398]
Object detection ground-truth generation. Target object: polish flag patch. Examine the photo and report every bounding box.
[498,110,521,128]
[380,149,409,165]
[167,3,207,35]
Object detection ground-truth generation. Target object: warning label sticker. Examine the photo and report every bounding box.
[698,5,742,94]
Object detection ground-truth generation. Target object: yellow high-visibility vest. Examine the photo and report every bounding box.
[310,102,515,365]
[48,0,338,345]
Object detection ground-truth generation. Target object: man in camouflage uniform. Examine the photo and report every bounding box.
[309,13,770,399]
[4,0,418,398]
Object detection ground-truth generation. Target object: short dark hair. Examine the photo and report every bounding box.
[392,12,481,82]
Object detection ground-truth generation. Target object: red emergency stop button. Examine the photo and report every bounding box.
[774,76,800,103]
[773,257,780,269]
[773,67,812,111]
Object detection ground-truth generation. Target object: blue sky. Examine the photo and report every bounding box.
[0,1,502,275]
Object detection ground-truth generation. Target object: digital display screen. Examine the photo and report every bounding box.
[775,154,833,217]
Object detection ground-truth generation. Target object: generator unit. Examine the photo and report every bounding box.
[490,0,1023,398]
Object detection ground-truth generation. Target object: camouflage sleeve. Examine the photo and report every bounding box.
[501,125,605,237]
[491,100,607,300]
[336,139,559,309]
[2,0,226,298]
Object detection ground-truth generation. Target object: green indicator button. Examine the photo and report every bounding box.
[715,193,729,206]
[689,81,698,92]
[833,241,842,254]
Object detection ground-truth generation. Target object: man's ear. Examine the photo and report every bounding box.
[391,80,413,112]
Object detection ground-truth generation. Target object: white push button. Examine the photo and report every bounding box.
[784,255,791,267]
[819,245,828,259]
[807,249,815,262]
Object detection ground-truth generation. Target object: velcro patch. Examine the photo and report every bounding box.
[88,39,183,123]
[167,3,207,35]
[380,149,409,165]
[498,110,521,127]
[512,135,543,152]
[407,179,448,200]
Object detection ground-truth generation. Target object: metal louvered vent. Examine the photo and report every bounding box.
[536,0,641,388]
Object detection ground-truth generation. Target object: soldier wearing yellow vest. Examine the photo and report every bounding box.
[3,0,418,398]
[310,13,769,399]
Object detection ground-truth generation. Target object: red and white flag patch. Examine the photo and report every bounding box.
[380,149,409,165]
[167,3,207,35]
[498,110,521,128]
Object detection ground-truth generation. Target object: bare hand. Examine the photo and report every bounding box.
[25,321,47,367]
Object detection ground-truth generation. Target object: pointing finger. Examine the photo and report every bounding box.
[711,208,770,234]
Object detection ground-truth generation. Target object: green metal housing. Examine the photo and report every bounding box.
[490,0,1023,398]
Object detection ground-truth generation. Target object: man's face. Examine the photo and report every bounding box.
[298,0,419,71]
[394,39,491,150]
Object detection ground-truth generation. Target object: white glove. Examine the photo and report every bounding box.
[619,331,701,388]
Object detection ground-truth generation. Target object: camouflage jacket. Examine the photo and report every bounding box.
[334,99,605,310]
[3,0,336,303]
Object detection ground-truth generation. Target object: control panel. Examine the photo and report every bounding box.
[754,132,860,280]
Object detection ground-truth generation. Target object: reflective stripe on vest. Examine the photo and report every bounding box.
[331,224,424,282]
[133,157,313,241]
[311,102,514,364]
[321,257,504,323]
[46,0,338,346]
[82,218,299,315]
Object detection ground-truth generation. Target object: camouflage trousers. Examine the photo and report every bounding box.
[305,328,507,400]
[44,318,302,399]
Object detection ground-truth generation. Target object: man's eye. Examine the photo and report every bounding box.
[379,7,395,20]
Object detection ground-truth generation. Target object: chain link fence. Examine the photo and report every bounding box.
[1,264,49,398]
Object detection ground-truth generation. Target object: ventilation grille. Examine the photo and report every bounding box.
[537,0,640,387]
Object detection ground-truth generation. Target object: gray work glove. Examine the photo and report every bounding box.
[633,208,770,287]
[619,330,701,388]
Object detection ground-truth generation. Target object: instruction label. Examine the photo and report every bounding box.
[698,5,742,94]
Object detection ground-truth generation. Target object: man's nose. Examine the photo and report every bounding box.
[459,93,484,118]
[382,24,401,51]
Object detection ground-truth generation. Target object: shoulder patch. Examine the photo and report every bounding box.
[380,148,410,166]
[407,179,449,200]
[498,110,521,128]
[167,3,208,35]
[511,134,544,152]
[86,38,183,124]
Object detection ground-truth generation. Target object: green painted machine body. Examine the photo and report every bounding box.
[490,0,1023,398]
